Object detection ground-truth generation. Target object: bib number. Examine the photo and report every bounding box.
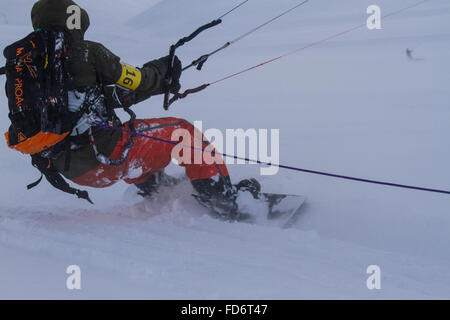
[117,63,142,91]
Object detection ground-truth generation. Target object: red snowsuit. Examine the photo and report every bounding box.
[72,118,230,188]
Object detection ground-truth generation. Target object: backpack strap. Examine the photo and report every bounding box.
[29,154,93,204]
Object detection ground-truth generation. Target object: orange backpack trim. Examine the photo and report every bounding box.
[4,131,70,155]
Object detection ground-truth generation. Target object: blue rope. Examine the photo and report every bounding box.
[94,121,450,195]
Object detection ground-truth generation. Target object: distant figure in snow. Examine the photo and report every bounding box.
[406,48,424,61]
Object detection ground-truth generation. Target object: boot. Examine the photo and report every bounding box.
[135,170,180,198]
[191,176,261,220]
[235,178,261,200]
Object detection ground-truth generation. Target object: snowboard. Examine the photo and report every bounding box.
[135,172,306,228]
[194,192,306,229]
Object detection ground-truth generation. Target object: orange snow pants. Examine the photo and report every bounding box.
[72,118,229,188]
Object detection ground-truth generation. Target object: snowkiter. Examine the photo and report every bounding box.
[2,0,260,217]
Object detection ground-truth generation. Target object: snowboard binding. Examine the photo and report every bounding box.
[193,178,262,222]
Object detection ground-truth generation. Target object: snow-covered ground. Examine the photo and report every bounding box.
[0,0,449,299]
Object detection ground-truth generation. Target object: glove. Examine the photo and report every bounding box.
[144,55,182,94]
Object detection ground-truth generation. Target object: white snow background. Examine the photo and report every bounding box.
[0,0,449,299]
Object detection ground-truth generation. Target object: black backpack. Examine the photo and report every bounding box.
[1,28,92,204]
[3,27,73,155]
